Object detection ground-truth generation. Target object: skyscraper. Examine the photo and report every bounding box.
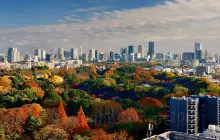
[128,46,134,54]
[41,50,46,60]
[195,42,203,61]
[148,42,155,59]
[78,46,82,57]
[7,47,20,63]
[58,48,64,60]
[138,45,144,58]
[34,49,42,61]
[89,49,96,61]
[95,50,99,60]
[71,48,79,60]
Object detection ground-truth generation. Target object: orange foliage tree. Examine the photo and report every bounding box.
[92,129,133,140]
[0,104,44,135]
[137,97,163,108]
[118,108,140,122]
[76,105,89,131]
[104,70,114,77]
[57,100,67,125]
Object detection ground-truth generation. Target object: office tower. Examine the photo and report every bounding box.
[148,42,155,60]
[135,53,141,61]
[95,50,99,60]
[82,53,89,62]
[24,52,32,62]
[182,52,194,62]
[195,42,203,61]
[58,48,64,60]
[78,46,83,60]
[128,53,135,62]
[64,51,71,58]
[8,47,20,63]
[41,50,46,60]
[204,50,208,61]
[78,46,82,56]
[128,46,134,54]
[104,51,110,60]
[121,48,127,56]
[156,53,164,60]
[89,49,96,61]
[110,51,114,60]
[138,45,144,58]
[169,96,220,134]
[173,54,180,60]
[0,54,6,62]
[114,53,120,60]
[99,52,104,61]
[169,97,199,134]
[71,48,79,60]
[46,53,54,62]
[34,49,42,61]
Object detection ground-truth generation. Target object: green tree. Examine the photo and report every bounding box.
[26,113,42,132]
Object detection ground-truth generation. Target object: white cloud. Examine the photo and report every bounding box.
[72,6,111,13]
[1,0,220,54]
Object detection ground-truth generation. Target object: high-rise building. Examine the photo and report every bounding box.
[82,53,89,62]
[57,48,64,60]
[71,48,79,60]
[46,53,54,62]
[89,49,96,61]
[64,51,70,58]
[169,97,199,134]
[128,46,134,54]
[95,50,99,60]
[195,42,203,61]
[169,96,220,134]
[138,45,144,58]
[34,49,42,61]
[78,46,82,56]
[156,53,164,60]
[128,53,135,62]
[182,52,194,62]
[8,47,20,63]
[110,51,114,60]
[173,54,181,60]
[104,51,110,60]
[41,50,46,60]
[204,50,208,61]
[135,53,141,61]
[148,42,155,60]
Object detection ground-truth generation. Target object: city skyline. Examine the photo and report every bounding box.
[1,0,220,53]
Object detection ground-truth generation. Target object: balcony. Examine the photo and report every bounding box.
[188,106,196,110]
[188,120,195,124]
[188,102,196,105]
[188,116,195,119]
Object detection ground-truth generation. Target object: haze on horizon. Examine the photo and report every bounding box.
[0,0,220,54]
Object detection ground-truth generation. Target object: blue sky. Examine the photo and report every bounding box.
[0,0,169,28]
[0,0,220,54]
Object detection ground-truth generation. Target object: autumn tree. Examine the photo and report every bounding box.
[137,97,163,108]
[58,100,67,125]
[34,125,68,140]
[91,101,123,123]
[118,108,139,122]
[77,105,89,131]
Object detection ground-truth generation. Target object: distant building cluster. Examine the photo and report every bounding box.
[0,41,220,72]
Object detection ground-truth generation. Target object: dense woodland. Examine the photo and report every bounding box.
[0,63,220,140]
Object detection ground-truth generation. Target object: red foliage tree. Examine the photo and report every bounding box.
[57,100,67,125]
[118,108,140,122]
[77,105,89,130]
[137,97,163,108]
[104,70,114,77]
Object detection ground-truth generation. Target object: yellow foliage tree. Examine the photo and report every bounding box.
[49,75,64,85]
